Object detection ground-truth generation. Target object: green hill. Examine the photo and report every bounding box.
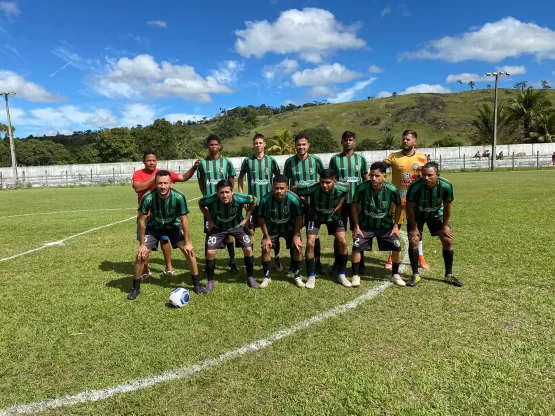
[223,88,555,151]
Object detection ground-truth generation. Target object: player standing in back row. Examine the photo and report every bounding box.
[328,131,369,275]
[283,132,326,275]
[405,162,463,287]
[197,135,238,274]
[384,130,429,270]
[238,134,282,270]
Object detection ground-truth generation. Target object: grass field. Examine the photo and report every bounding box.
[0,171,554,415]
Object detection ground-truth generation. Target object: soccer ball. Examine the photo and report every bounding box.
[169,288,190,308]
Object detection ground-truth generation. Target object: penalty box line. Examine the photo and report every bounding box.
[0,196,202,263]
[0,233,409,415]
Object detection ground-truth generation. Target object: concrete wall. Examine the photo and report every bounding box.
[1,143,554,188]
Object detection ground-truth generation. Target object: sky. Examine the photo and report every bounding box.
[1,0,555,137]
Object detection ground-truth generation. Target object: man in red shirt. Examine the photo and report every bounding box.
[132,150,200,278]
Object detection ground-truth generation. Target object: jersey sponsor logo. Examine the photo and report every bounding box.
[316,206,335,214]
[403,172,412,180]
[339,176,359,183]
[271,218,290,224]
[364,210,387,218]
[251,179,270,185]
[154,216,174,224]
[295,180,315,186]
[217,214,237,222]
[418,206,440,212]
[413,163,420,171]
[206,179,220,185]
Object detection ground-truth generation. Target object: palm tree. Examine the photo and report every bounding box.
[380,133,396,150]
[268,129,295,155]
[541,80,551,90]
[469,103,520,145]
[392,92,397,98]
[468,81,475,91]
[457,79,463,93]
[507,88,553,139]
[530,112,555,142]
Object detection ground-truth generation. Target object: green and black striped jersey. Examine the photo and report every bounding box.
[283,154,324,189]
[197,157,236,196]
[353,182,401,229]
[297,182,348,222]
[138,188,189,231]
[199,192,254,230]
[406,177,454,220]
[239,154,280,200]
[328,152,368,203]
[258,190,304,234]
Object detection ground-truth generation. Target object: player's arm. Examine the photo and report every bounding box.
[198,200,214,231]
[257,215,272,250]
[133,176,156,193]
[238,174,245,193]
[137,212,149,259]
[361,158,369,182]
[176,160,200,182]
[242,196,257,226]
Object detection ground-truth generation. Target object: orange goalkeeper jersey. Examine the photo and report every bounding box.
[384,151,428,206]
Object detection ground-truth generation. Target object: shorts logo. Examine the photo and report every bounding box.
[230,207,237,214]
[394,239,401,248]
[283,205,289,214]
[354,165,359,172]
[243,235,251,243]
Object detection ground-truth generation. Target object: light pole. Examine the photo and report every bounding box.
[1,92,17,185]
[485,72,510,171]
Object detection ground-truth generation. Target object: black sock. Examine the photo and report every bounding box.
[132,278,141,290]
[360,251,365,268]
[337,253,348,274]
[352,262,360,276]
[291,259,301,275]
[443,249,454,276]
[315,238,321,265]
[392,262,400,275]
[244,255,254,277]
[289,246,295,262]
[409,248,420,275]
[192,274,201,286]
[274,240,281,260]
[206,259,216,281]
[306,258,315,277]
[226,242,235,262]
[262,261,271,278]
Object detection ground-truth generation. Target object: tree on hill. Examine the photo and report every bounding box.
[0,122,15,138]
[355,138,380,151]
[468,81,475,91]
[297,127,337,153]
[432,137,464,147]
[457,80,463,93]
[15,139,73,166]
[268,129,295,155]
[541,80,551,90]
[94,128,138,163]
[392,92,397,98]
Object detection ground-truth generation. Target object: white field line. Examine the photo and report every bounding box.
[0,196,202,263]
[0,208,136,219]
[0,232,409,415]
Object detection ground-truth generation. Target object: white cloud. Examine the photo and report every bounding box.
[377,91,392,98]
[326,78,376,103]
[262,58,299,82]
[292,63,361,87]
[446,73,490,83]
[401,17,555,63]
[52,43,104,74]
[380,7,391,18]
[90,54,235,103]
[279,58,298,74]
[368,64,383,73]
[0,1,19,17]
[235,8,366,63]
[0,71,63,102]
[402,84,451,94]
[147,20,168,28]
[120,104,156,127]
[163,113,207,123]
[309,85,335,97]
[496,65,526,75]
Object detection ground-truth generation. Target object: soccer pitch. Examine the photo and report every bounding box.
[0,171,554,415]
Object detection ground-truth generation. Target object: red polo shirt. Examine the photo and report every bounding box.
[132,169,179,203]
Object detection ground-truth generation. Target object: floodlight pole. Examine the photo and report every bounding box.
[2,92,17,184]
[486,72,509,171]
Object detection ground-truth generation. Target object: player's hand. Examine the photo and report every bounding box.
[183,242,194,257]
[193,159,201,168]
[440,225,453,239]
[261,237,272,251]
[390,225,400,238]
[353,225,363,238]
[207,221,215,232]
[292,235,303,251]
[239,219,248,228]
[137,244,149,260]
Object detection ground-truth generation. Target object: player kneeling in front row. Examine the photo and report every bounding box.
[351,162,405,287]
[297,169,349,289]
[199,179,258,292]
[405,162,462,287]
[128,170,202,300]
[257,175,304,288]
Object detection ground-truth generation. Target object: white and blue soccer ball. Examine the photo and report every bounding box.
[169,288,190,308]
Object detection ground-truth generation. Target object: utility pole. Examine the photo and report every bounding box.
[485,72,510,171]
[2,92,17,185]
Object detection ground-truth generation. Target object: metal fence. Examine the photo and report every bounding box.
[0,152,553,189]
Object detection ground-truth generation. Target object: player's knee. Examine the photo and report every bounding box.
[336,237,347,249]
[206,250,217,259]
[243,247,253,256]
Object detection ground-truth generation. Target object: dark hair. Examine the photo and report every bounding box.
[155,170,172,181]
[295,132,310,143]
[273,174,288,185]
[253,133,266,142]
[142,150,157,161]
[423,161,439,174]
[320,168,337,180]
[341,131,356,141]
[216,179,233,191]
[206,134,222,145]
[402,129,418,139]
[370,161,388,173]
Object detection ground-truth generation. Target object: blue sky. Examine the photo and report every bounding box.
[1,0,555,137]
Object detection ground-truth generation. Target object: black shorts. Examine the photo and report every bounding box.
[340,203,356,231]
[352,227,401,252]
[249,207,259,230]
[305,217,346,236]
[417,216,450,237]
[203,216,210,234]
[268,231,301,250]
[206,226,252,250]
[144,227,184,251]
